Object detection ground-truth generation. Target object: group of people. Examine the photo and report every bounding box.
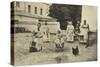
[29,20,90,52]
[67,20,89,43]
[29,22,50,52]
[54,20,90,49]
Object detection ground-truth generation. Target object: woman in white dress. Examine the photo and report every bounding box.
[80,20,89,43]
[66,21,75,42]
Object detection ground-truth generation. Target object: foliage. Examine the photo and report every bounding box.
[49,4,82,30]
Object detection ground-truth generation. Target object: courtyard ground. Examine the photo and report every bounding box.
[12,32,97,66]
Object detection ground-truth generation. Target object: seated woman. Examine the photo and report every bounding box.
[29,41,42,52]
[29,30,42,52]
[29,41,38,52]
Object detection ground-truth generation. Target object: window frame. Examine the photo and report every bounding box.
[28,5,31,13]
[35,7,37,14]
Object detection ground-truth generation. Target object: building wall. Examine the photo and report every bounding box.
[11,1,60,33]
[81,6,97,32]
[13,1,49,18]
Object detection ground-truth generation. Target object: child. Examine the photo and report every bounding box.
[55,30,64,48]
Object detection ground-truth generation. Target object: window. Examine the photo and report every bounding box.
[35,7,37,14]
[40,8,43,15]
[16,2,20,7]
[28,5,31,13]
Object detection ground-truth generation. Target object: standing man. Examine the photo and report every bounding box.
[75,21,80,40]
[43,21,50,42]
[44,21,50,38]
[37,22,41,32]
[36,22,43,50]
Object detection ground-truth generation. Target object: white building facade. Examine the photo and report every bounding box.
[11,1,60,33]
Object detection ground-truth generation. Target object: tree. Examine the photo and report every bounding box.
[49,4,82,30]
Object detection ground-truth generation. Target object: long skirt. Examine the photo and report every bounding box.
[66,31,74,42]
[80,28,88,41]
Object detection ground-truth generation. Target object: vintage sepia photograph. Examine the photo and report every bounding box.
[11,1,97,66]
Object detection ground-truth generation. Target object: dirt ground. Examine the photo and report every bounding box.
[12,32,97,66]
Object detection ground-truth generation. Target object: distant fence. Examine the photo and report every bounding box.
[11,21,60,34]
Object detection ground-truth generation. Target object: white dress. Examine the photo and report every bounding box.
[66,25,74,42]
[80,24,89,41]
